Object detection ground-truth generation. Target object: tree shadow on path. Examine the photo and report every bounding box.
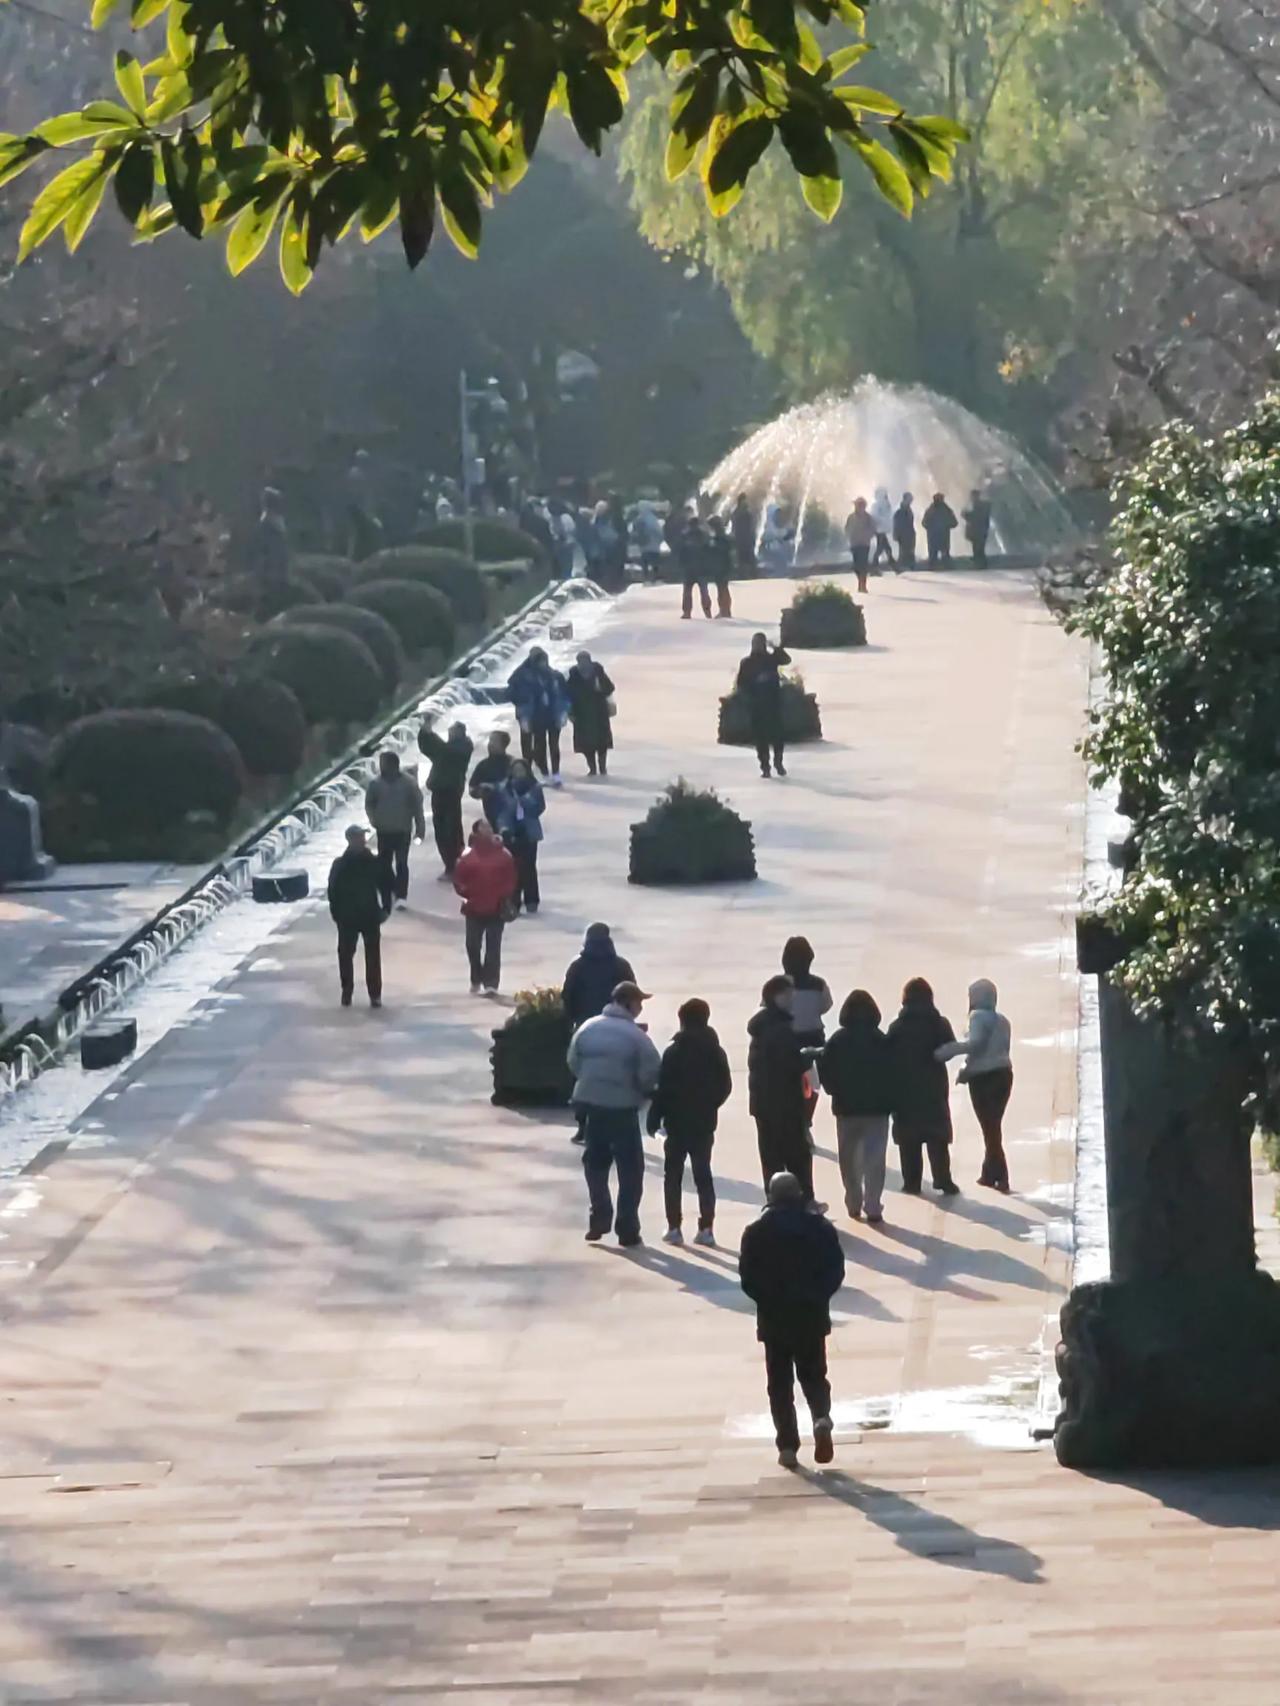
[1082,1466,1280,1529]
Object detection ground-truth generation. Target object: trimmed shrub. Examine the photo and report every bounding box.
[279,603,405,694]
[417,518,546,565]
[252,623,384,723]
[780,580,867,648]
[356,545,488,624]
[48,709,245,840]
[221,573,320,617]
[629,779,756,886]
[147,673,307,776]
[293,553,356,600]
[490,986,574,1106]
[351,577,456,657]
[718,671,822,745]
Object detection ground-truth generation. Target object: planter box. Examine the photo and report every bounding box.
[491,1012,574,1106]
[718,684,821,746]
[629,817,756,886]
[780,600,866,649]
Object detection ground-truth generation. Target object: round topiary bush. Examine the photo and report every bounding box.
[252,623,384,724]
[417,518,546,565]
[279,603,405,694]
[629,779,756,886]
[48,709,245,839]
[292,553,356,601]
[351,578,456,657]
[718,671,823,745]
[490,986,574,1106]
[221,573,321,617]
[146,673,307,776]
[356,545,488,624]
[779,580,867,649]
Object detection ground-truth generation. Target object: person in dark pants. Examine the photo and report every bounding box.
[937,978,1014,1191]
[565,650,616,778]
[748,974,815,1202]
[922,492,958,566]
[739,1170,845,1468]
[568,982,662,1247]
[452,819,517,995]
[564,922,636,1143]
[327,825,383,1009]
[469,729,513,829]
[707,516,734,617]
[819,989,895,1224]
[892,492,916,570]
[887,977,959,1195]
[491,759,545,915]
[364,749,425,914]
[963,490,992,567]
[736,633,791,778]
[731,492,757,576]
[844,497,874,593]
[417,716,474,877]
[781,936,832,1134]
[507,647,569,786]
[647,998,732,1247]
[680,516,713,619]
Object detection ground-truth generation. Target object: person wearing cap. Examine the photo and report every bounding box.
[364,748,426,915]
[326,825,383,1009]
[567,981,662,1247]
[739,1170,845,1469]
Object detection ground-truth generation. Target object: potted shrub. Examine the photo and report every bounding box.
[718,669,822,746]
[780,580,867,648]
[491,986,575,1106]
[629,779,756,886]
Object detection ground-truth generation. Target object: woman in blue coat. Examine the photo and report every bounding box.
[491,760,547,915]
[507,647,570,787]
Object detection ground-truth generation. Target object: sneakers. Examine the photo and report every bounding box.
[866,1212,885,1226]
[549,774,563,789]
[777,1448,799,1469]
[395,898,408,910]
[847,1206,862,1221]
[525,903,539,916]
[808,1200,829,1216]
[813,1418,835,1464]
[470,982,483,996]
[692,1227,716,1248]
[484,986,499,998]
[437,869,455,882]
[662,1227,684,1246]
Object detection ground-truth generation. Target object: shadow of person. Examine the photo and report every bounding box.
[601,1242,756,1314]
[1081,1466,1280,1528]
[879,1220,1049,1291]
[800,1467,1045,1582]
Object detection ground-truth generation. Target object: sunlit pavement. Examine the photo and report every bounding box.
[0,573,1276,1703]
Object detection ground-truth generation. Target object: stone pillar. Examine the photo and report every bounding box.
[0,782,55,888]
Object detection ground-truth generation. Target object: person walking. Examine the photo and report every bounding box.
[739,1170,844,1469]
[887,977,959,1195]
[564,922,636,1141]
[364,749,425,915]
[417,715,474,877]
[748,975,815,1202]
[327,825,383,1009]
[781,936,833,1133]
[680,515,713,620]
[452,819,517,995]
[565,650,616,778]
[819,990,895,1223]
[937,978,1014,1191]
[963,489,993,567]
[647,998,732,1248]
[707,515,734,617]
[892,492,916,570]
[870,487,894,567]
[491,759,545,915]
[508,647,569,785]
[844,497,875,593]
[469,728,513,828]
[568,981,662,1248]
[731,492,757,576]
[922,492,958,566]
[631,500,664,581]
[736,633,792,778]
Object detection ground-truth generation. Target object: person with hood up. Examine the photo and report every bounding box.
[936,978,1014,1191]
[568,981,662,1247]
[748,975,815,1202]
[819,990,896,1223]
[922,492,958,566]
[870,487,894,566]
[963,489,993,567]
[892,492,916,570]
[887,977,959,1195]
[451,819,517,995]
[469,728,513,829]
[647,998,732,1247]
[564,922,636,1143]
[327,825,383,1009]
[565,650,616,778]
[739,1170,844,1469]
[507,646,569,785]
[844,497,875,593]
[364,749,426,915]
[736,633,792,779]
[490,758,545,915]
[417,715,474,877]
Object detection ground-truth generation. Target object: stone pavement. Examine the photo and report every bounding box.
[0,572,1277,1704]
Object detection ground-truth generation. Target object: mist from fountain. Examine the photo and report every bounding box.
[701,378,1079,565]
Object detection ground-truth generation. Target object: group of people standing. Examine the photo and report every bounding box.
[845,489,993,588]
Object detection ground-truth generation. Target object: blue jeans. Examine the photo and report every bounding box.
[581,1106,645,1241]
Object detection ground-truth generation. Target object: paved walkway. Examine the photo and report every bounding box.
[0,573,1276,1704]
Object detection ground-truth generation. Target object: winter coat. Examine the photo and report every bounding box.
[566,662,615,756]
[923,499,958,541]
[887,999,956,1142]
[417,726,474,794]
[747,1003,807,1128]
[327,847,383,929]
[567,1003,662,1110]
[562,939,635,1028]
[469,751,513,827]
[845,509,875,550]
[937,979,1012,1080]
[452,840,517,919]
[646,1025,732,1140]
[787,974,832,1046]
[892,503,916,547]
[508,658,569,732]
[739,1202,846,1342]
[819,1017,896,1117]
[731,503,755,552]
[963,499,992,544]
[364,772,425,838]
[491,776,546,845]
[870,492,893,534]
[736,646,791,741]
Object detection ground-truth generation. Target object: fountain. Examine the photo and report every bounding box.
[701,378,1079,566]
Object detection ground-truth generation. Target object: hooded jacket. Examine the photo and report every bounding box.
[818,994,895,1116]
[937,979,1012,1079]
[845,508,875,550]
[562,931,635,1027]
[739,1202,846,1341]
[923,498,958,539]
[452,837,517,919]
[418,725,474,793]
[647,1024,732,1140]
[508,657,569,731]
[870,491,893,533]
[887,994,955,1136]
[747,1003,807,1126]
[491,776,546,844]
[567,1003,662,1110]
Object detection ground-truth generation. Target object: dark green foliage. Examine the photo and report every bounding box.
[629,778,756,885]
[351,578,456,657]
[279,603,405,694]
[357,546,488,624]
[780,581,867,648]
[147,672,307,776]
[47,709,245,841]
[718,674,822,745]
[490,986,574,1106]
[222,573,320,617]
[251,623,384,724]
[292,554,355,601]
[417,519,546,566]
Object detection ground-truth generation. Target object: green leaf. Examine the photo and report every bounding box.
[910,113,970,145]
[113,140,156,223]
[63,157,113,252]
[359,173,399,242]
[705,114,773,197]
[851,135,912,216]
[0,136,50,192]
[161,133,205,236]
[826,44,871,79]
[83,100,143,128]
[226,177,290,274]
[90,0,124,25]
[19,156,110,259]
[133,201,176,240]
[167,2,194,66]
[777,114,838,182]
[131,0,170,24]
[115,51,147,119]
[834,85,903,118]
[671,65,719,145]
[665,123,699,184]
[564,61,625,153]
[439,169,481,258]
[400,181,434,269]
[146,75,193,124]
[278,198,313,294]
[36,109,138,146]
[801,169,842,221]
[888,125,934,194]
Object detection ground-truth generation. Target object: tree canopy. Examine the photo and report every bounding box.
[0,0,965,293]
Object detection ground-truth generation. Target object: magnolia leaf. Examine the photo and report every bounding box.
[278,198,313,294]
[851,135,913,216]
[826,43,872,78]
[114,52,147,118]
[19,156,110,259]
[113,141,156,223]
[131,0,170,24]
[835,85,903,118]
[439,170,481,258]
[226,178,290,274]
[63,158,113,252]
[705,115,773,198]
[36,109,138,146]
[90,0,124,25]
[801,169,842,221]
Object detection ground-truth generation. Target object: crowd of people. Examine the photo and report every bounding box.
[844,489,993,587]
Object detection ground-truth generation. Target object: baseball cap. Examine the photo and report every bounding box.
[611,981,651,1004]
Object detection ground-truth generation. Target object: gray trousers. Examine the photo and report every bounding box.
[836,1114,890,1218]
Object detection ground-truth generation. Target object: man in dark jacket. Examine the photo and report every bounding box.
[468,729,513,828]
[747,974,814,1201]
[417,716,474,876]
[819,990,895,1223]
[963,489,992,567]
[564,923,635,1144]
[739,1170,845,1468]
[647,998,732,1247]
[887,977,959,1195]
[922,492,958,566]
[736,634,792,778]
[327,825,383,1009]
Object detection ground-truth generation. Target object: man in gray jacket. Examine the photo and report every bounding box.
[568,981,662,1246]
[365,749,426,915]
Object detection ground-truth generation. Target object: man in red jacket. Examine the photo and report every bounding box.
[452,819,518,996]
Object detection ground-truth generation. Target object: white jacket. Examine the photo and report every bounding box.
[567,1004,662,1109]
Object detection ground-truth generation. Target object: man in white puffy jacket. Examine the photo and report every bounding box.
[568,982,662,1247]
